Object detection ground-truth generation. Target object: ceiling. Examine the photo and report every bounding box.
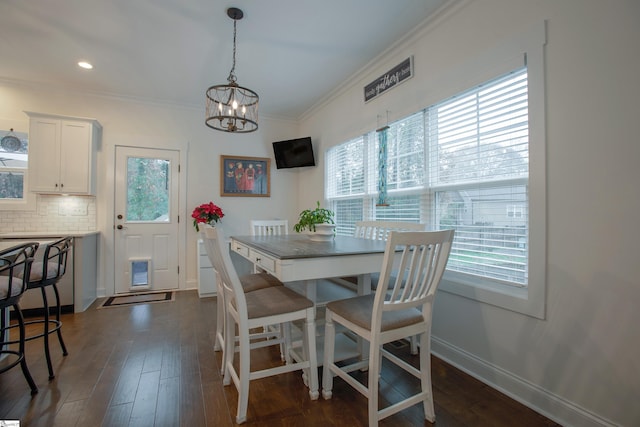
[0,0,453,120]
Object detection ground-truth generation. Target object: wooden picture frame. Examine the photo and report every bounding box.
[220,155,270,197]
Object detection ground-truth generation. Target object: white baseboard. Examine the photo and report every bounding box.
[430,336,617,427]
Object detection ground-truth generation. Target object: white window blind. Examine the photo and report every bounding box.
[326,136,365,198]
[385,112,425,191]
[325,67,530,287]
[374,194,423,223]
[333,198,364,236]
[430,67,529,285]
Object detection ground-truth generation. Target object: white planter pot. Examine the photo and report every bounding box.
[308,224,336,242]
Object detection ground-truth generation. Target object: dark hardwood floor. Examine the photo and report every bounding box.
[0,290,560,426]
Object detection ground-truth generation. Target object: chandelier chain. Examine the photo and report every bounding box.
[228,19,237,84]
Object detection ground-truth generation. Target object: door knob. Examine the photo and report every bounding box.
[117,225,124,230]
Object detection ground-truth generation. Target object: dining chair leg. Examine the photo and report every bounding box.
[214,283,224,352]
[420,330,435,422]
[410,335,419,355]
[222,310,234,387]
[303,311,319,399]
[282,322,292,365]
[368,340,382,426]
[236,318,251,424]
[321,311,335,400]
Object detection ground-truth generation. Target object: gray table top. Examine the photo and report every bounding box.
[230,234,388,260]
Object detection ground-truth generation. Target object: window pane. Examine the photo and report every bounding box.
[126,157,170,222]
[0,171,25,199]
[429,69,528,186]
[374,194,422,222]
[385,112,425,190]
[326,137,365,197]
[436,186,528,284]
[333,198,363,236]
[0,129,28,201]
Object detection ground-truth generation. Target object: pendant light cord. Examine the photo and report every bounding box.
[227,19,238,84]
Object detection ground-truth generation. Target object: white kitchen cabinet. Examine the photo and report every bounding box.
[197,239,217,297]
[26,112,101,195]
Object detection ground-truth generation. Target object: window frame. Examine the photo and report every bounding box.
[325,23,546,318]
[0,126,36,211]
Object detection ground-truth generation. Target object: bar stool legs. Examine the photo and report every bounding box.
[40,282,68,379]
[15,306,38,394]
[21,236,73,380]
[1,306,38,394]
[0,241,40,395]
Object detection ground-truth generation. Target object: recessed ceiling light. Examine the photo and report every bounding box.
[78,61,93,70]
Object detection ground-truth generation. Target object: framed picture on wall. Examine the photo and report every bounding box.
[220,155,270,197]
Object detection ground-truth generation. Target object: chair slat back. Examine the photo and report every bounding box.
[201,225,248,320]
[251,220,289,236]
[373,230,454,317]
[354,221,426,241]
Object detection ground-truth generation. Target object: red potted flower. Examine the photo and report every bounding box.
[192,202,224,231]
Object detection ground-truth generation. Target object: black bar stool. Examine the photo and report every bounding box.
[21,236,73,380]
[0,241,39,394]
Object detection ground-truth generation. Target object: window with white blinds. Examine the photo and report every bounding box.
[382,111,426,191]
[430,67,529,286]
[333,198,364,236]
[326,67,530,288]
[326,136,365,198]
[375,194,424,223]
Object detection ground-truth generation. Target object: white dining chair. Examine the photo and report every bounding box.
[322,229,454,426]
[336,220,428,354]
[200,227,283,376]
[203,225,319,424]
[353,220,426,240]
[250,219,288,236]
[250,220,288,276]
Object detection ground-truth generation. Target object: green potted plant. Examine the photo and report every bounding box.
[294,201,336,241]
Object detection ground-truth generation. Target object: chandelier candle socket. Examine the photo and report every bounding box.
[205,7,259,133]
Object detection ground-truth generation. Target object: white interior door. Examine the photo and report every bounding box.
[114,146,180,294]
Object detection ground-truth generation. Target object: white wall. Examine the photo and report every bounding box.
[299,0,640,426]
[0,82,301,296]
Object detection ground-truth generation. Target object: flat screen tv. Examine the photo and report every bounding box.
[272,137,315,169]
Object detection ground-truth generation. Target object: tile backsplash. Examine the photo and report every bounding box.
[0,194,97,233]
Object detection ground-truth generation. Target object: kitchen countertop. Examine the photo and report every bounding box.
[0,230,99,239]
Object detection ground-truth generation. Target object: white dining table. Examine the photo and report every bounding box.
[229,233,389,301]
[230,234,389,363]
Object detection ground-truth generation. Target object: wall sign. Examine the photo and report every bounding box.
[364,56,413,103]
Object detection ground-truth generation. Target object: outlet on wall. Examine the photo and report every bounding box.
[59,204,88,216]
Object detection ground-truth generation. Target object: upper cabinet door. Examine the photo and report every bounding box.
[26,112,100,195]
[28,117,61,193]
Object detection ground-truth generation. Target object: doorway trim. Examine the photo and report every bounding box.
[100,144,187,298]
